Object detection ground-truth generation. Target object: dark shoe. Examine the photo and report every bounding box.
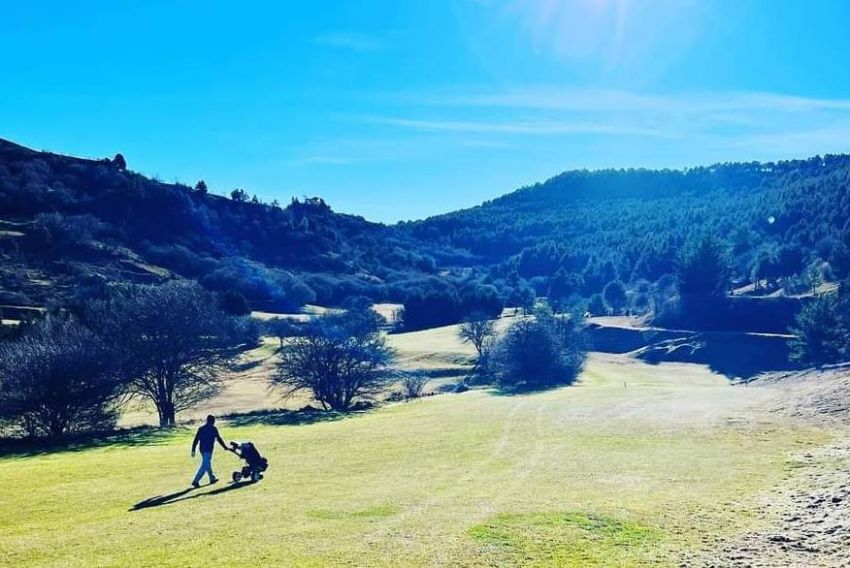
[209,477,219,485]
[191,481,200,488]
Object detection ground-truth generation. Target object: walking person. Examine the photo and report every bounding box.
[190,415,229,488]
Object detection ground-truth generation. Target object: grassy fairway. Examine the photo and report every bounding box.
[0,349,832,567]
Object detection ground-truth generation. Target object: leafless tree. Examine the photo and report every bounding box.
[88,282,247,427]
[265,317,301,348]
[457,311,497,358]
[399,370,430,399]
[0,316,123,438]
[271,312,394,411]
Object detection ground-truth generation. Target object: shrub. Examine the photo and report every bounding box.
[342,295,375,312]
[219,290,251,316]
[487,307,588,391]
[399,371,430,399]
[402,284,504,331]
[27,213,105,257]
[437,381,469,394]
[459,284,504,318]
[401,288,461,330]
[587,293,607,316]
[143,244,217,278]
[603,280,628,315]
[224,315,262,347]
[264,317,303,347]
[201,259,315,312]
[0,317,123,438]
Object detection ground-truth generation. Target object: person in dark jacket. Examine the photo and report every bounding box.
[190,415,229,487]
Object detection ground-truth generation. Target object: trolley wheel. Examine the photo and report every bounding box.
[232,471,242,483]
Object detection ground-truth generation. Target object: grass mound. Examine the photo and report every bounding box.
[469,511,662,567]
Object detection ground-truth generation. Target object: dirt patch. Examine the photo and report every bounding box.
[694,442,850,568]
[693,367,850,567]
[756,364,850,426]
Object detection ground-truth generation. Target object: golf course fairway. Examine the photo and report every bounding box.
[0,354,835,567]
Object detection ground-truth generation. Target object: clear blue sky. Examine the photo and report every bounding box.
[3,1,850,222]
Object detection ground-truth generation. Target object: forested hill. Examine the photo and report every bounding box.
[0,138,466,311]
[2,136,849,327]
[405,159,850,291]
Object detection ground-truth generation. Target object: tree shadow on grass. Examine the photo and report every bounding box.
[223,407,369,428]
[488,386,569,397]
[410,367,470,379]
[487,378,579,397]
[1,408,373,458]
[130,481,257,511]
[634,333,801,381]
[0,426,176,459]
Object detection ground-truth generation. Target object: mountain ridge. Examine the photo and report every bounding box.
[1,137,848,321]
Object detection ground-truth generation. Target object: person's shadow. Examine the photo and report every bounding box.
[130,481,256,511]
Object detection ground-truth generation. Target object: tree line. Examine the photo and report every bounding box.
[4,138,850,344]
[0,282,258,437]
[0,280,595,440]
[404,157,850,322]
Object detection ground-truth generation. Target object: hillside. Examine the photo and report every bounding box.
[406,160,850,294]
[2,137,848,332]
[0,138,467,311]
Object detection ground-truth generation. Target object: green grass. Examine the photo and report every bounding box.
[0,344,835,567]
[306,504,401,520]
[469,511,661,567]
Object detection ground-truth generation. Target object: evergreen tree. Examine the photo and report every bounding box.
[676,237,730,296]
[789,286,850,365]
[603,280,628,315]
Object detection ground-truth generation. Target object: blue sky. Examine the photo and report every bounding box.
[3,1,850,222]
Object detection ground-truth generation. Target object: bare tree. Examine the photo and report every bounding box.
[88,282,246,427]
[271,311,394,411]
[399,370,430,399]
[265,317,299,348]
[0,316,123,438]
[457,311,497,358]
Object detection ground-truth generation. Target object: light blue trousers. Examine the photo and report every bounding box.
[193,452,215,484]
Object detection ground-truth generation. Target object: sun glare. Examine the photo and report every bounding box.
[507,0,630,59]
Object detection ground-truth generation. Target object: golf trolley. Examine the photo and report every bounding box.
[229,441,269,483]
